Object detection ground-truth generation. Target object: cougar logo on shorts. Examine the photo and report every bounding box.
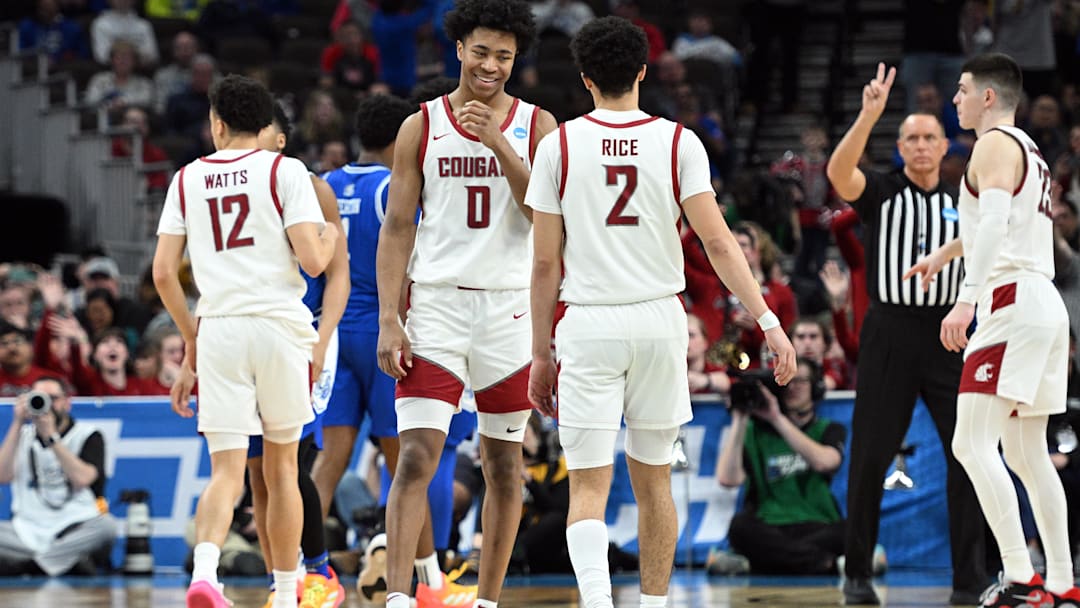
[974,363,994,383]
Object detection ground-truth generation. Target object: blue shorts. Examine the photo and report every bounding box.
[248,412,323,458]
[324,328,397,437]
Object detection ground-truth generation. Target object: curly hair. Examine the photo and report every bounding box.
[208,74,274,135]
[443,0,536,56]
[355,94,417,151]
[570,16,648,97]
[410,76,459,105]
[271,100,292,139]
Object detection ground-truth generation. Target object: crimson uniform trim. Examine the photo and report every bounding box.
[269,153,284,217]
[959,342,1006,395]
[473,363,532,414]
[395,355,465,405]
[991,282,1017,314]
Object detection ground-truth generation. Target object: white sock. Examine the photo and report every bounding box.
[415,553,443,589]
[386,592,411,608]
[272,569,298,608]
[567,519,613,608]
[640,593,667,608]
[191,542,221,585]
[953,394,1035,585]
[474,600,498,608]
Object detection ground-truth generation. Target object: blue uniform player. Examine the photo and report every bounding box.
[246,102,350,608]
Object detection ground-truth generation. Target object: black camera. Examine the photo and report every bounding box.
[727,369,780,413]
[25,390,52,417]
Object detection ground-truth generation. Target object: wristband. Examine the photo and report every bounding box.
[757,311,780,332]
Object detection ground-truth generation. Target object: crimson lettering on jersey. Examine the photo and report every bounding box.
[602,138,639,157]
[203,170,249,189]
[1028,143,1053,220]
[437,156,505,178]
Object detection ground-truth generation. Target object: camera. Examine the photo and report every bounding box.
[25,390,52,418]
[727,369,780,413]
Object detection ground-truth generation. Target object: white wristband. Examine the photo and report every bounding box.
[757,311,780,331]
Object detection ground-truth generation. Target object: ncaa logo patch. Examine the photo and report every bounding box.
[513,126,527,139]
[942,207,959,222]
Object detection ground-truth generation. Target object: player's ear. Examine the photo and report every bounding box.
[456,40,464,62]
[638,64,647,83]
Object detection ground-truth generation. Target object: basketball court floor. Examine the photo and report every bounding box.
[0,569,963,607]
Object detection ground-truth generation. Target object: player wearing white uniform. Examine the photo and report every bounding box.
[526,18,796,608]
[906,53,1080,607]
[153,75,338,608]
[374,2,556,607]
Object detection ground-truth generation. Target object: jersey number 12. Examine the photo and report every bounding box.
[206,194,254,251]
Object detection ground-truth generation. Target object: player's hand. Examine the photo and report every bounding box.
[528,354,557,418]
[940,302,974,352]
[377,321,412,380]
[902,248,949,292]
[311,339,327,383]
[861,62,896,123]
[751,383,782,423]
[456,101,503,150]
[33,408,57,440]
[819,261,850,310]
[12,394,29,424]
[36,273,66,312]
[763,326,797,385]
[171,363,196,418]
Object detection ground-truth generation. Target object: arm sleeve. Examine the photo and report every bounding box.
[957,188,1011,303]
[156,170,187,235]
[677,128,715,202]
[77,431,106,497]
[279,158,326,229]
[524,131,563,215]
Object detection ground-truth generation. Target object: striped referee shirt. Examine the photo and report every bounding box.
[853,170,963,307]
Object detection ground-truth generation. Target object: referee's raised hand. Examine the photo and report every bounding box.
[861,62,897,123]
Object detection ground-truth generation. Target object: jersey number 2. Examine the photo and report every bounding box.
[206,194,254,251]
[466,185,490,228]
[605,165,639,226]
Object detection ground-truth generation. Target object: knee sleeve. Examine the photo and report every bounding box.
[560,427,618,470]
[625,426,680,466]
[264,425,303,445]
[477,410,532,443]
[204,432,249,454]
[396,397,455,434]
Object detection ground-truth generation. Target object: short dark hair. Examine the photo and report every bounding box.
[570,16,648,97]
[443,0,536,56]
[33,375,72,397]
[271,100,292,140]
[354,94,416,151]
[208,74,274,135]
[0,320,32,343]
[410,77,459,105]
[960,52,1023,111]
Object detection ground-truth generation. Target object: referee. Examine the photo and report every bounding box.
[827,63,988,606]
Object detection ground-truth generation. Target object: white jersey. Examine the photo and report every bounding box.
[157,148,326,324]
[408,95,540,290]
[526,109,714,305]
[959,125,1055,287]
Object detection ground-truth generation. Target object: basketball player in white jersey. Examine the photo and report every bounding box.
[152,74,338,608]
[525,17,796,608]
[374,1,556,607]
[905,53,1080,606]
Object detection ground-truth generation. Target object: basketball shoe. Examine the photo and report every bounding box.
[186,580,233,608]
[415,572,478,608]
[1053,586,1080,607]
[358,533,388,604]
[300,568,345,608]
[978,573,1053,607]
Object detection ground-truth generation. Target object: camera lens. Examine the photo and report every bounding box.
[26,391,52,416]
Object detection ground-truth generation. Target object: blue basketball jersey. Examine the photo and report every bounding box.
[322,163,394,329]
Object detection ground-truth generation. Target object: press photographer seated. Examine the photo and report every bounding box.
[716,358,848,574]
[0,377,116,575]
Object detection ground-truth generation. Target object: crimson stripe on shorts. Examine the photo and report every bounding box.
[991,282,1017,314]
[959,342,1005,395]
[473,363,531,414]
[395,355,465,405]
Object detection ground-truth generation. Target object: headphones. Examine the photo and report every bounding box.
[794,358,827,402]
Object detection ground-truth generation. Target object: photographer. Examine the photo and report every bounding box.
[0,377,115,575]
[716,359,846,574]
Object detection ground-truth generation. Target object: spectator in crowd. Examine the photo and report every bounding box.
[717,359,850,575]
[992,0,1057,98]
[1054,185,1080,342]
[0,376,115,575]
[84,40,155,110]
[131,331,179,389]
[157,327,184,369]
[77,288,137,350]
[110,106,170,192]
[531,0,593,37]
[511,414,571,574]
[153,31,200,115]
[770,125,834,281]
[330,0,374,33]
[672,82,731,182]
[72,327,168,396]
[90,0,159,66]
[819,256,863,361]
[317,141,349,173]
[18,0,90,66]
[899,0,965,114]
[671,10,741,68]
[789,318,848,390]
[290,91,350,168]
[0,284,32,331]
[1059,126,1080,183]
[75,257,153,336]
[609,0,665,63]
[165,54,215,139]
[370,0,438,97]
[320,19,380,91]
[687,313,731,395]
[0,322,53,397]
[1026,95,1070,166]
[913,83,966,143]
[144,0,209,20]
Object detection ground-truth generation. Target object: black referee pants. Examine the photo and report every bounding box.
[843,305,989,592]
